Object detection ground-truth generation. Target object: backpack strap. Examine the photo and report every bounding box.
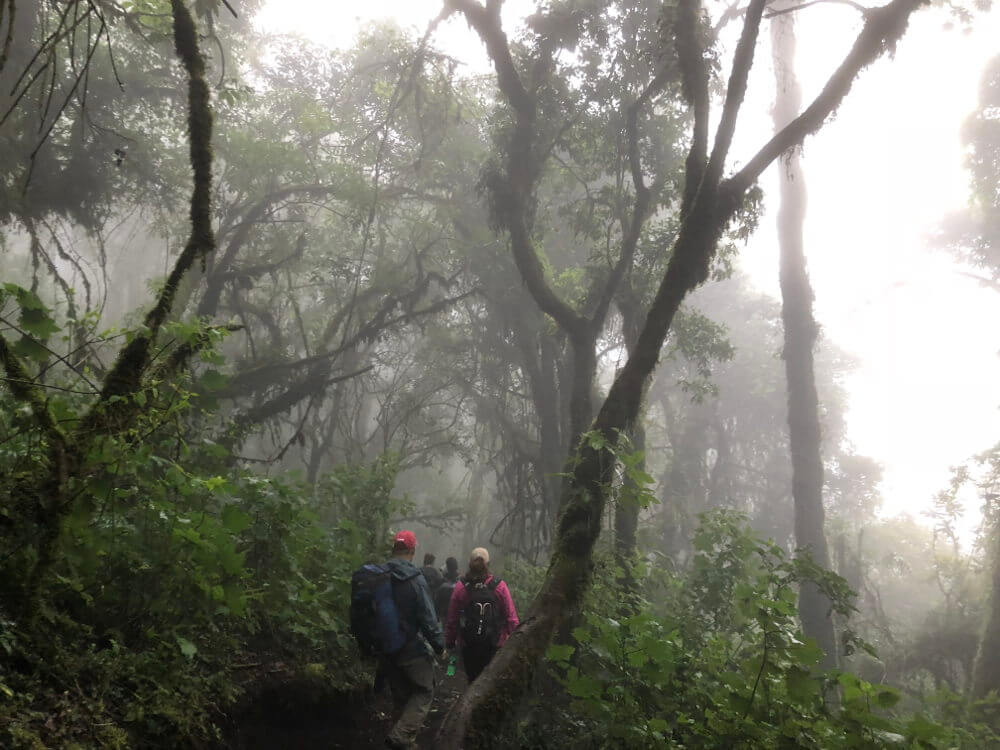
[487,578,501,591]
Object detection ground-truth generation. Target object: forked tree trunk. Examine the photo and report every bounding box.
[435,1,925,744]
[771,6,839,669]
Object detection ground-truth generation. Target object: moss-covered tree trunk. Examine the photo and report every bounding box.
[771,5,838,669]
[435,1,925,745]
[613,280,645,572]
[0,0,216,624]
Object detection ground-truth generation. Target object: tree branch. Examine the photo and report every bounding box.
[706,0,767,185]
[587,69,671,331]
[0,331,70,456]
[80,0,215,426]
[0,0,14,79]
[765,0,869,18]
[675,0,711,218]
[448,0,588,339]
[723,0,925,199]
[198,186,337,318]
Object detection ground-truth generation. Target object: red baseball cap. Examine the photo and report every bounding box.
[393,530,417,550]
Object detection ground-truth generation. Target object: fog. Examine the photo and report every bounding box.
[2,1,1000,747]
[259,0,1000,533]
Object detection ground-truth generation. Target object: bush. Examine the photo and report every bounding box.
[525,511,987,750]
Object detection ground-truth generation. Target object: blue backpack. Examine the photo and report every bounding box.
[350,563,413,657]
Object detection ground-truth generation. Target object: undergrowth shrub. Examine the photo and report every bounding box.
[520,511,998,749]
[0,431,403,748]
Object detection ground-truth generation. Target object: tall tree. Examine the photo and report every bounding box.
[437,1,928,745]
[0,0,218,621]
[971,445,1000,697]
[770,2,838,668]
[449,0,677,516]
[942,52,1000,698]
[942,52,1000,291]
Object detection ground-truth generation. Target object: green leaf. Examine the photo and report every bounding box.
[221,505,252,534]
[566,671,603,700]
[876,687,901,708]
[4,283,59,341]
[20,306,59,340]
[838,672,864,702]
[176,636,197,659]
[12,336,50,362]
[571,626,592,645]
[791,638,824,667]
[905,713,946,742]
[785,666,820,702]
[647,718,668,734]
[546,643,575,664]
[198,369,229,392]
[3,283,45,310]
[217,545,246,575]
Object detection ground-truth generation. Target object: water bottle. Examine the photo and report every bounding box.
[446,655,457,677]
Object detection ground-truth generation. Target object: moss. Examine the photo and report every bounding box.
[80,0,216,431]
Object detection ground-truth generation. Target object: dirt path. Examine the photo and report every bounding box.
[231,657,468,749]
[417,660,467,747]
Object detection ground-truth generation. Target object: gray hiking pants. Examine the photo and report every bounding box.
[385,652,434,746]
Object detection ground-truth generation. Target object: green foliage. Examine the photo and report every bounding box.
[0,284,61,360]
[526,511,974,749]
[0,449,396,748]
[0,316,403,747]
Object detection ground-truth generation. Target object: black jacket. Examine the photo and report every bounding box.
[385,557,444,660]
[421,564,444,592]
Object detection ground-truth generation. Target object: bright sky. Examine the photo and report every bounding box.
[255,1,1000,530]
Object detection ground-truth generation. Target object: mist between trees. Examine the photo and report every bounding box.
[1,0,999,748]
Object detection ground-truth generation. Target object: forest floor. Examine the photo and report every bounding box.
[231,655,469,749]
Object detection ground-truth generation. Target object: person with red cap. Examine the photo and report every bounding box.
[382,530,445,750]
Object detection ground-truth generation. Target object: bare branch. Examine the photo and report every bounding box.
[199,185,339,317]
[587,69,671,331]
[706,0,767,184]
[724,0,925,198]
[765,0,869,18]
[0,331,70,461]
[0,0,14,79]
[0,314,99,393]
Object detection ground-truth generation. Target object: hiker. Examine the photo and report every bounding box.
[433,556,459,621]
[444,547,519,682]
[421,552,443,594]
[351,530,446,750]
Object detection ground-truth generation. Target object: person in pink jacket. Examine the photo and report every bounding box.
[444,547,519,682]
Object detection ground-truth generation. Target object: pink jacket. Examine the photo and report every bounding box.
[444,574,519,649]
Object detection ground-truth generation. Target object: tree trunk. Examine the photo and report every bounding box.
[435,1,925,743]
[566,333,598,472]
[771,6,838,669]
[972,522,1000,698]
[613,282,645,569]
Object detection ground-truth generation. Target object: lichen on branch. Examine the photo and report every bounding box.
[80,0,216,425]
